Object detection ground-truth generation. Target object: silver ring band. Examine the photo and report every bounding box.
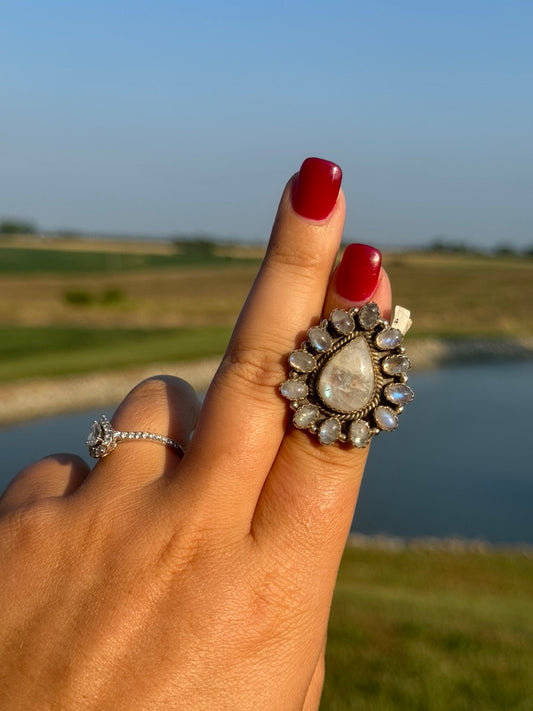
[87,415,185,459]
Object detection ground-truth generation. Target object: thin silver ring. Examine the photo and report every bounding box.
[87,415,185,459]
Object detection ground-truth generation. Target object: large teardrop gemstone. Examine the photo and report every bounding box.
[317,336,375,413]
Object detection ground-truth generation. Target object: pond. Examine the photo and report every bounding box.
[1,361,531,546]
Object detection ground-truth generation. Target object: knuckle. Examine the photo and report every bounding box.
[267,232,325,274]
[290,432,368,482]
[220,341,286,397]
[127,376,174,409]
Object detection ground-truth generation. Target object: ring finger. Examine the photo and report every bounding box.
[83,375,200,495]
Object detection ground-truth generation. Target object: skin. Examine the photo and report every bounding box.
[0,173,391,710]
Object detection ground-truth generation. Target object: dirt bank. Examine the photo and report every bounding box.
[1,337,532,426]
[0,358,220,426]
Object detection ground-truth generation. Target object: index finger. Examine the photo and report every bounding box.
[180,158,345,523]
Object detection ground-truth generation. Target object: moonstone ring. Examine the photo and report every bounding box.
[87,415,185,459]
[280,302,414,447]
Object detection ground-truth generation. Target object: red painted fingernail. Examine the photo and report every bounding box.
[291,157,342,220]
[335,243,382,302]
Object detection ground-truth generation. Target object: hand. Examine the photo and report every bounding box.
[0,158,391,710]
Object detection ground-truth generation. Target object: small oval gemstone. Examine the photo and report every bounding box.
[280,379,309,400]
[375,327,403,350]
[374,406,398,431]
[293,404,319,429]
[358,302,380,330]
[330,308,355,335]
[384,383,414,405]
[318,417,341,444]
[289,350,316,373]
[308,326,333,352]
[382,354,411,375]
[349,419,371,448]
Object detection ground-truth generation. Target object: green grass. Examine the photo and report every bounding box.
[388,252,533,338]
[321,545,533,710]
[0,246,259,274]
[0,326,231,381]
[1,250,532,382]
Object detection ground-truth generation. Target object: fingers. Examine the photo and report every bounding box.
[0,454,90,514]
[324,243,392,319]
[85,375,200,495]
[253,245,392,567]
[1,376,201,512]
[177,158,346,527]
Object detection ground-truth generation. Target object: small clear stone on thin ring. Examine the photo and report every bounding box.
[86,415,185,459]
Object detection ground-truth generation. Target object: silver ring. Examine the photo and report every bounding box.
[87,415,185,459]
[280,302,414,447]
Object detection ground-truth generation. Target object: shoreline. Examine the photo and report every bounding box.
[347,533,533,557]
[1,337,532,427]
[0,358,221,427]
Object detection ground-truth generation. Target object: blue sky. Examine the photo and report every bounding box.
[1,0,532,248]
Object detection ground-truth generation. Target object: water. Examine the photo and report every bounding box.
[1,362,531,545]
[354,361,532,545]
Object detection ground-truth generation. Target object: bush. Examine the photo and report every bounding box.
[63,290,94,306]
[100,288,124,305]
[63,288,124,306]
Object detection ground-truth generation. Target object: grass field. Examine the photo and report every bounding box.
[322,544,533,710]
[2,242,532,707]
[0,326,232,381]
[0,244,261,273]
[386,252,533,338]
[1,242,532,381]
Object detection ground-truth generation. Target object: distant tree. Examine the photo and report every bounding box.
[428,238,447,253]
[0,219,37,235]
[428,236,469,254]
[493,243,515,256]
[172,236,216,258]
[53,229,82,239]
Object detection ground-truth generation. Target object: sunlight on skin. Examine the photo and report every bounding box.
[0,159,394,710]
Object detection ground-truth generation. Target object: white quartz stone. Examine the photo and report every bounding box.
[330,308,355,335]
[384,383,414,405]
[308,326,333,352]
[280,379,308,400]
[349,420,371,448]
[375,327,403,350]
[382,354,411,375]
[318,418,341,444]
[317,337,375,413]
[289,350,316,373]
[293,404,319,428]
[374,406,398,431]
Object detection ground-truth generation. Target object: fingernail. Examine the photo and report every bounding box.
[335,243,382,302]
[291,157,342,220]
